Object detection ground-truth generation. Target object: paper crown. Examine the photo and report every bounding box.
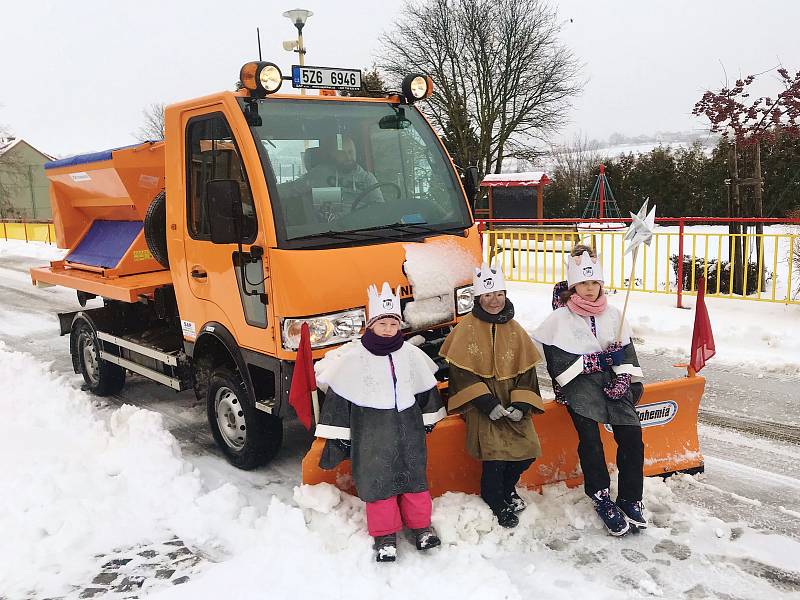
[473,262,506,296]
[567,251,604,288]
[367,282,402,325]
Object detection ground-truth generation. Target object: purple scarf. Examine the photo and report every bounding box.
[361,329,404,356]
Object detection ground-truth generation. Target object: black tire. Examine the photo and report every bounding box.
[206,366,283,470]
[74,320,126,396]
[144,190,169,268]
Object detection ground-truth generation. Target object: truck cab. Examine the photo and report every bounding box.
[33,63,482,469]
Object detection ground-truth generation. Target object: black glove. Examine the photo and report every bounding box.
[424,424,436,434]
[335,439,351,456]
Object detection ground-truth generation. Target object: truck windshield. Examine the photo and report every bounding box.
[244,98,472,246]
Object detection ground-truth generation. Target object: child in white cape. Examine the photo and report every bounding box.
[315,283,446,562]
[533,251,646,536]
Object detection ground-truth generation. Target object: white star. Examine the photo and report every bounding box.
[625,200,656,255]
[625,199,649,241]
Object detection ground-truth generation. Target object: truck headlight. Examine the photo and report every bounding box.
[402,74,433,103]
[240,61,283,97]
[455,285,474,315]
[282,309,366,350]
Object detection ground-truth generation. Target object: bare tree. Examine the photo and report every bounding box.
[379,0,582,175]
[549,133,607,204]
[0,125,25,219]
[135,102,166,142]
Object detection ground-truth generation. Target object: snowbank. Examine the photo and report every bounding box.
[2,342,799,599]
[0,343,251,598]
[0,239,66,261]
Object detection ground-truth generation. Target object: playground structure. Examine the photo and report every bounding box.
[581,164,622,220]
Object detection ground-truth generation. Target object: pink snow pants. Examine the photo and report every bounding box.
[365,491,432,536]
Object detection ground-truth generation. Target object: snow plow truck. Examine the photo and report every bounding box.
[30,61,705,497]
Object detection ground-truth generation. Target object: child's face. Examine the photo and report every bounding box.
[478,290,506,315]
[370,317,401,337]
[574,280,602,302]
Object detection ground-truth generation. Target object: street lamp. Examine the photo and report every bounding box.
[283,8,312,68]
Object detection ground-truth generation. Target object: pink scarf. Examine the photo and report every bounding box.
[567,291,607,317]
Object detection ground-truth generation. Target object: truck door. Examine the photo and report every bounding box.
[183,112,268,334]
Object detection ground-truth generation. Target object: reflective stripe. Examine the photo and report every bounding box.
[314,424,351,440]
[613,364,644,378]
[555,357,583,387]
[423,407,447,426]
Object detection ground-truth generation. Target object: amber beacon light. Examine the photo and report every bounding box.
[240,62,283,97]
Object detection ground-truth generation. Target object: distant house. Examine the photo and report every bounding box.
[0,137,54,220]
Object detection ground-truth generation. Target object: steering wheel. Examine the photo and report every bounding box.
[350,181,402,211]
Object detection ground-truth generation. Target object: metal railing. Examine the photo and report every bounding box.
[479,217,800,306]
[0,219,56,244]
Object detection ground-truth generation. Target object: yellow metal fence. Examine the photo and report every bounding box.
[484,227,800,306]
[0,220,56,244]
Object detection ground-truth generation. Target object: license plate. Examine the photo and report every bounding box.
[291,65,362,91]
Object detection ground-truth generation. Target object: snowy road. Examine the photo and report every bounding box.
[2,244,800,599]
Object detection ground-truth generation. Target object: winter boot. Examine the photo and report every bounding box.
[413,527,441,551]
[506,490,527,513]
[373,533,397,562]
[495,505,520,528]
[590,489,630,536]
[616,498,647,529]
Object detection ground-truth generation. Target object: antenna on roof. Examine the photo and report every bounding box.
[257,27,263,61]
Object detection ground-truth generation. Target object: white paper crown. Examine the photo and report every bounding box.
[567,251,604,288]
[473,262,506,296]
[367,282,402,325]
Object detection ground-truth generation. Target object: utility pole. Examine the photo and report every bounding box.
[283,9,313,97]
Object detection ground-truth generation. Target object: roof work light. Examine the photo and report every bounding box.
[401,74,433,103]
[240,62,283,97]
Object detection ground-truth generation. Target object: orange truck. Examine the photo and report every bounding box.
[31,61,704,491]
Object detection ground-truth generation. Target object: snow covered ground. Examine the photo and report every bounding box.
[2,240,800,599]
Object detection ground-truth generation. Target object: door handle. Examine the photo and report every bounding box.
[191,268,208,279]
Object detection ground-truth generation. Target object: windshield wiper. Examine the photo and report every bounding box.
[290,228,408,243]
[350,222,465,236]
[290,230,368,242]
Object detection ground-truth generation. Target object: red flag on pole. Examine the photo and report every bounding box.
[289,323,316,430]
[690,278,716,373]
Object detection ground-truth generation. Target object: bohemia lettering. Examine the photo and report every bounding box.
[638,405,672,423]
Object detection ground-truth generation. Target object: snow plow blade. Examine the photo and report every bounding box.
[301,374,704,497]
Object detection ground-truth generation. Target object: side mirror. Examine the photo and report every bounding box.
[207,179,244,244]
[462,165,480,207]
[379,108,412,129]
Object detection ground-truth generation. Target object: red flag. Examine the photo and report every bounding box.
[289,323,316,430]
[690,278,716,373]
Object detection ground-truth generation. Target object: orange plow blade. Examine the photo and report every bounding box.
[301,375,705,497]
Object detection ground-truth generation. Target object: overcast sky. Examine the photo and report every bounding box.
[2,0,799,157]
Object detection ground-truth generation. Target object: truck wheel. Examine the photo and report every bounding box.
[144,190,169,268]
[207,366,283,470]
[74,320,126,396]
